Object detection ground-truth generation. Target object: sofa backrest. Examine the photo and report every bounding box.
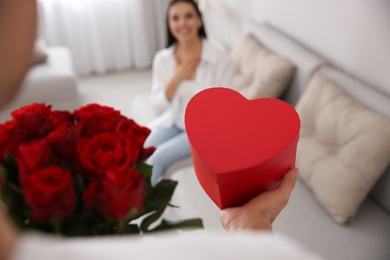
[242,21,326,106]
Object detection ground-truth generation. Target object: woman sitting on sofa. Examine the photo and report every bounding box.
[145,0,235,185]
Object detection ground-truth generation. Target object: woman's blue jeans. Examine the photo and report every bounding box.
[144,125,191,185]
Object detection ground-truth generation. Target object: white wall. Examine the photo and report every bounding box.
[201,0,390,93]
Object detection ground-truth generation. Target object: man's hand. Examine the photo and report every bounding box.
[0,212,20,260]
[220,168,299,232]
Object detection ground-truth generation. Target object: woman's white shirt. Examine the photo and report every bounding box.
[149,40,235,129]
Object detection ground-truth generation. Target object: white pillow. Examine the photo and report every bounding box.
[295,72,390,224]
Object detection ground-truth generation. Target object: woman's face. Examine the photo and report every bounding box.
[168,2,202,44]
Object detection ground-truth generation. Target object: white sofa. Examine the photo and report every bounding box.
[132,22,390,260]
[0,46,81,122]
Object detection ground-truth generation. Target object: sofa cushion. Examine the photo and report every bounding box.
[242,22,326,105]
[295,71,390,224]
[231,34,295,99]
[319,65,390,213]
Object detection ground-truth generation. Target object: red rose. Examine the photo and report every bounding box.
[83,168,145,219]
[139,147,156,162]
[116,119,155,162]
[11,103,53,138]
[117,119,150,144]
[74,104,123,136]
[16,139,54,187]
[77,133,142,179]
[47,122,81,163]
[0,120,26,160]
[23,167,76,223]
[50,110,74,130]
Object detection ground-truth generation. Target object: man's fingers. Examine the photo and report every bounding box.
[275,168,299,203]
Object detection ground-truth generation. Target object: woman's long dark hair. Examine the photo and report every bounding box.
[166,0,207,48]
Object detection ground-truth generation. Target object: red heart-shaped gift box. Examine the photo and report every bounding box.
[185,87,300,209]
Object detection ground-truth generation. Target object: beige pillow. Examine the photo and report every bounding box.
[32,39,48,65]
[230,34,296,99]
[295,72,390,224]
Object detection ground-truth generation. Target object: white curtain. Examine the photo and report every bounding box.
[38,0,171,75]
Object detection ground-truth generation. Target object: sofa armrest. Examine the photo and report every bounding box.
[0,46,81,122]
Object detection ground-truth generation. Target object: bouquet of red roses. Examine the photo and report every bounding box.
[0,103,202,236]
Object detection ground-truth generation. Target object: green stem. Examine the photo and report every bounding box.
[52,218,62,235]
[116,219,125,234]
[8,183,23,194]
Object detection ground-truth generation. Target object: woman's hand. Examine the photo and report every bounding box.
[173,55,201,82]
[220,168,299,232]
[165,55,201,101]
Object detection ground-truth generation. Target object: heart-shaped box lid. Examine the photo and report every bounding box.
[185,87,300,184]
